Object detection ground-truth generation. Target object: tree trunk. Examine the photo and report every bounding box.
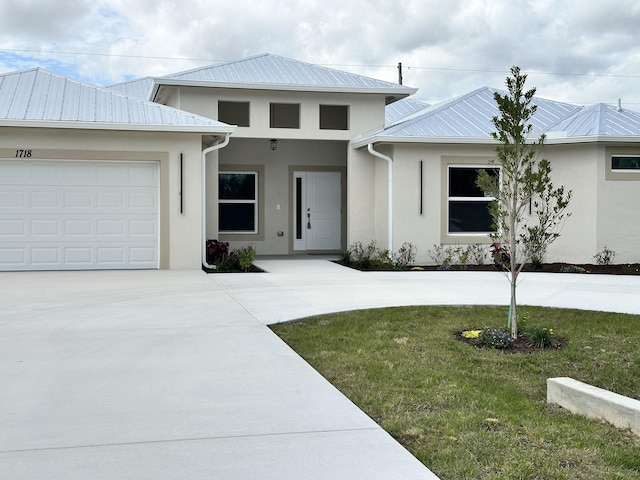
[510,276,518,339]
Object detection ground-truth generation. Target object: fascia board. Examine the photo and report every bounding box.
[152,77,417,96]
[351,136,499,148]
[0,119,236,134]
[352,134,640,149]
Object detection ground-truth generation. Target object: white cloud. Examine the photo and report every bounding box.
[1,0,640,107]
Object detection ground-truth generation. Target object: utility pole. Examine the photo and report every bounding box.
[398,62,403,85]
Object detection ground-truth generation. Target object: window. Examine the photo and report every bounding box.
[270,103,300,128]
[612,155,640,171]
[218,101,250,127]
[218,172,258,233]
[448,166,499,234]
[320,105,349,130]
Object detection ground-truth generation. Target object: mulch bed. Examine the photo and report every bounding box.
[337,262,640,275]
[454,331,568,354]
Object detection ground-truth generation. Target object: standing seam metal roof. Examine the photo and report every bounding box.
[359,87,640,146]
[0,68,233,132]
[161,53,416,94]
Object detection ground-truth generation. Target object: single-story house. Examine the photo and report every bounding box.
[2,53,639,271]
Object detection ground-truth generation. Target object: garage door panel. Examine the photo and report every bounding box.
[0,159,159,271]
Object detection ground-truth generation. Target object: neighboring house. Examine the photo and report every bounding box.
[1,54,639,271]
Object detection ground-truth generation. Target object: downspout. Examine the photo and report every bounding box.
[367,143,393,254]
[202,134,230,270]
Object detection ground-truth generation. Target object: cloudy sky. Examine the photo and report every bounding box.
[2,0,640,108]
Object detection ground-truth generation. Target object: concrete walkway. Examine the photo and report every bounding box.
[1,260,639,479]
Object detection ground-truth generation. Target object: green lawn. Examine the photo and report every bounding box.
[271,306,640,480]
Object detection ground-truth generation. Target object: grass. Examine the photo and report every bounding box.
[270,306,640,480]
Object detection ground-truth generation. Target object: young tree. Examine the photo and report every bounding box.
[477,66,572,339]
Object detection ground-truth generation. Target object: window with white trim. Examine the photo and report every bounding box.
[448,166,498,234]
[611,155,640,171]
[218,172,258,233]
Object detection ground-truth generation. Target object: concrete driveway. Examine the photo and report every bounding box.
[0,268,437,480]
[2,260,639,479]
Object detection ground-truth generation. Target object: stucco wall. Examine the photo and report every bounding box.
[598,145,640,262]
[376,142,604,265]
[215,138,347,254]
[166,87,387,141]
[0,127,206,269]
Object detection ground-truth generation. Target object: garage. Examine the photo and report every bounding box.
[0,159,159,271]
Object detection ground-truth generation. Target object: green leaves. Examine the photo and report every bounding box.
[480,66,573,338]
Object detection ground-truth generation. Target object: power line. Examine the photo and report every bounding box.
[3,47,640,80]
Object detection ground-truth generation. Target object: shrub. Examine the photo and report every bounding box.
[236,243,256,272]
[206,240,235,267]
[393,242,417,269]
[593,246,616,266]
[206,240,256,272]
[478,327,513,349]
[530,257,544,271]
[349,240,379,269]
[427,244,456,268]
[560,265,586,274]
[343,241,417,270]
[522,325,560,349]
[467,244,488,265]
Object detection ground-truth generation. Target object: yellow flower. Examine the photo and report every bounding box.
[462,330,481,339]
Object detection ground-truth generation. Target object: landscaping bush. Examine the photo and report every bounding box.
[478,326,514,349]
[206,240,256,272]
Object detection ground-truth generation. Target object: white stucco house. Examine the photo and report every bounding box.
[1,53,639,271]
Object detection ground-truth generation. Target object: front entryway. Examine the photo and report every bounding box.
[293,171,341,251]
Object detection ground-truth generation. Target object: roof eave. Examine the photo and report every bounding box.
[0,119,236,134]
[351,135,498,148]
[152,77,417,96]
[544,135,640,144]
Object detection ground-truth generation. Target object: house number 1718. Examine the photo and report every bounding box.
[15,149,32,157]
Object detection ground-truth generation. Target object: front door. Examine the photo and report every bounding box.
[293,171,341,251]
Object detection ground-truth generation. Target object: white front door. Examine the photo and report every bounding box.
[293,171,341,251]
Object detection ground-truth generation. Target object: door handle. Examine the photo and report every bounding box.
[307,208,311,229]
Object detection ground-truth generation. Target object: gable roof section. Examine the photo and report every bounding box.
[152,53,416,102]
[0,68,234,133]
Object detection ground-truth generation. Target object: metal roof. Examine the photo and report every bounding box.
[106,77,155,101]
[548,103,640,136]
[385,98,430,127]
[354,87,640,147]
[154,53,416,101]
[0,68,234,133]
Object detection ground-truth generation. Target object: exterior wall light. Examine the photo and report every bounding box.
[270,139,278,151]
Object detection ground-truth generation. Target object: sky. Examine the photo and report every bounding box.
[2,0,640,108]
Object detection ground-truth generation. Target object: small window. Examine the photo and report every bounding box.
[218,172,258,233]
[270,103,300,128]
[448,166,498,234]
[612,155,640,171]
[320,105,349,130]
[218,101,250,127]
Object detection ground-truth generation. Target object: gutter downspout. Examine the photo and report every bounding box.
[367,143,393,254]
[202,134,231,270]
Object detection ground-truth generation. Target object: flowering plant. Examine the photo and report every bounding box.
[522,325,560,348]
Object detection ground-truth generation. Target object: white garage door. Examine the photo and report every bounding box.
[0,159,159,271]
